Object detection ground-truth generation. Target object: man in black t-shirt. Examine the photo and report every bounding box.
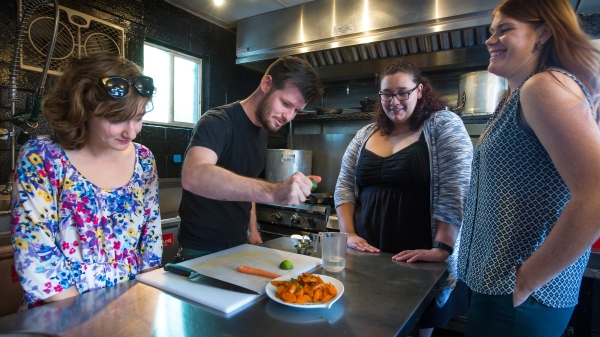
[177,56,322,259]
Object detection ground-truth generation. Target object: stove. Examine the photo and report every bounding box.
[256,203,333,240]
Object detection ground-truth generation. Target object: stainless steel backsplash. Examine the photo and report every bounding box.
[291,134,358,193]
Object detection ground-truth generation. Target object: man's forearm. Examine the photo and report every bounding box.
[249,202,258,233]
[182,163,275,204]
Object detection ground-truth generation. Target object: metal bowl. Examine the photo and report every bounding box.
[294,244,308,255]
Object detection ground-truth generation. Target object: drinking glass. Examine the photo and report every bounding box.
[314,232,349,272]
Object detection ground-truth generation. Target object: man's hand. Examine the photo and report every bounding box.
[248,230,263,245]
[273,173,321,206]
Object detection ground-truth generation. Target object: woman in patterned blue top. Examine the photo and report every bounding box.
[457,0,600,336]
[11,52,162,310]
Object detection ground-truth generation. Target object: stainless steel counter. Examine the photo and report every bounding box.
[0,237,448,337]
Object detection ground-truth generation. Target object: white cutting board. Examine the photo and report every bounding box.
[136,244,322,313]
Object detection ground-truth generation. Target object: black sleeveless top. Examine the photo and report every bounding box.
[354,131,432,254]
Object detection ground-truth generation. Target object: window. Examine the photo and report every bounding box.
[143,42,202,126]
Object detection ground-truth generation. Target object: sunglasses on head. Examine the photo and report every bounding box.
[100,76,155,98]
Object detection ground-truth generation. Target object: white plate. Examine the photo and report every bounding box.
[265,274,344,309]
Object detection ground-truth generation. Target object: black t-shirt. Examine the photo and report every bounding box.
[178,101,268,252]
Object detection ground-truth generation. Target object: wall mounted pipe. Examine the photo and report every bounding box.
[3,0,60,195]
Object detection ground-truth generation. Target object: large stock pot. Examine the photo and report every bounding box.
[265,149,312,183]
[455,71,508,115]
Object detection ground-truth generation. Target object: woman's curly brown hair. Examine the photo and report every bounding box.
[42,52,152,150]
[374,59,448,135]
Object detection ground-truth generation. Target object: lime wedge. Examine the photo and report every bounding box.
[310,178,318,192]
[279,260,293,270]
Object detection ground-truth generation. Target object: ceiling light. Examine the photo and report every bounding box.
[214,0,223,5]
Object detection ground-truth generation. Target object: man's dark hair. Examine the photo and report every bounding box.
[265,56,323,105]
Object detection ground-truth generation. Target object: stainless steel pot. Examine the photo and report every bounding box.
[265,149,312,183]
[455,71,508,115]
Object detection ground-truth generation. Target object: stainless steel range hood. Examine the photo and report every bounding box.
[235,0,589,81]
[236,0,499,79]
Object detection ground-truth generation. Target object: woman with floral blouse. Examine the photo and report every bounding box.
[11,52,162,310]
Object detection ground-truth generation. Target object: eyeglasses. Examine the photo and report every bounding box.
[379,83,420,102]
[100,76,155,98]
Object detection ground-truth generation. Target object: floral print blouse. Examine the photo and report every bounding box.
[11,136,162,309]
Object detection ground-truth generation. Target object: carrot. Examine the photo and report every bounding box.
[237,265,281,279]
[327,283,337,296]
[281,292,297,303]
[313,288,323,302]
[277,285,286,296]
[272,272,338,305]
[295,294,311,304]
[286,284,297,294]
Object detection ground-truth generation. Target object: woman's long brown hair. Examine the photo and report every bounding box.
[494,0,600,120]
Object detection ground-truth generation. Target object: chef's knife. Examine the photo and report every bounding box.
[164,263,260,295]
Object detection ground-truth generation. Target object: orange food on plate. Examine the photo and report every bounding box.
[270,272,338,305]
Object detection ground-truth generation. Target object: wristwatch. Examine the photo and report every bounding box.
[432,241,454,255]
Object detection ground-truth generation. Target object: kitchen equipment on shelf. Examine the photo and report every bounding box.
[453,70,508,115]
[359,97,377,112]
[265,149,312,183]
[163,263,259,294]
[315,108,343,115]
[136,244,322,313]
[313,232,349,272]
[297,109,317,115]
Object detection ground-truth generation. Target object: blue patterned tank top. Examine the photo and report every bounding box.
[457,69,592,308]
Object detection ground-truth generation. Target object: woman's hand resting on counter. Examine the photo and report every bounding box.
[394,221,458,262]
[392,248,450,262]
[347,234,380,253]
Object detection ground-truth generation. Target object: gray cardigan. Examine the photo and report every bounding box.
[334,110,473,307]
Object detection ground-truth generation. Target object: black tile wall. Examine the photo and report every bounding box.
[0,0,264,182]
[133,125,190,178]
[165,128,191,142]
[139,124,165,140]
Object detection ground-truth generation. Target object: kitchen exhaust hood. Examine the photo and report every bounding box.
[235,0,589,81]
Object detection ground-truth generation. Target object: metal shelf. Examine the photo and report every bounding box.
[294,111,375,121]
[293,111,492,123]
[460,114,492,124]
